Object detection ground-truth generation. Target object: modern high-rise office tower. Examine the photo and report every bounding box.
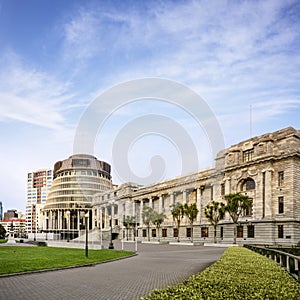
[26,169,53,234]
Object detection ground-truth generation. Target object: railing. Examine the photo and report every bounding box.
[244,245,300,282]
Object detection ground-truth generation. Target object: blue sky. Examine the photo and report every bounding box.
[0,0,300,212]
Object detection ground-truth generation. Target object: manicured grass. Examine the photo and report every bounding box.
[141,247,300,300]
[0,246,134,275]
[0,239,7,243]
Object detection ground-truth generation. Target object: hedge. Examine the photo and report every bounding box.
[141,246,300,300]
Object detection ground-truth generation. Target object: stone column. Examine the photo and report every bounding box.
[182,190,187,204]
[49,211,53,230]
[104,207,108,229]
[77,210,80,231]
[170,192,175,205]
[158,195,163,213]
[225,178,231,194]
[140,200,144,225]
[196,188,201,223]
[57,210,61,230]
[265,169,273,218]
[149,197,153,209]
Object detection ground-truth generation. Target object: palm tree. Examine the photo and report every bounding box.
[170,202,184,242]
[151,211,166,242]
[204,201,226,243]
[183,203,199,242]
[142,206,154,241]
[123,215,136,241]
[223,193,252,244]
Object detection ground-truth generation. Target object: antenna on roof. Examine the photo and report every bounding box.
[250,104,253,138]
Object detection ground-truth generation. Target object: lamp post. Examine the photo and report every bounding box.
[109,201,114,249]
[85,212,89,258]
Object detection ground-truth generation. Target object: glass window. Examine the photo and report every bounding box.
[162,228,167,238]
[247,225,255,238]
[201,227,209,238]
[186,228,192,238]
[173,228,178,238]
[243,201,253,217]
[142,229,147,237]
[278,171,284,186]
[220,226,223,239]
[243,149,253,162]
[278,225,284,238]
[152,229,156,237]
[221,183,225,196]
[237,225,243,238]
[278,197,284,214]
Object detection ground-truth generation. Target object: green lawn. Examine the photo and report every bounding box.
[0,246,134,275]
[0,239,7,243]
[141,246,300,300]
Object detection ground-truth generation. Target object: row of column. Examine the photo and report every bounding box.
[95,187,207,230]
[44,209,87,231]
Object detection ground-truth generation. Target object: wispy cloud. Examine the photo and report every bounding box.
[0,51,75,130]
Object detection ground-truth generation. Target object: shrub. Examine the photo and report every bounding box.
[141,247,300,300]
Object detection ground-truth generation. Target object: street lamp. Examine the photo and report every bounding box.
[109,201,114,249]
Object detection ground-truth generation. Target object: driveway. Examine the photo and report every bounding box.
[0,242,226,300]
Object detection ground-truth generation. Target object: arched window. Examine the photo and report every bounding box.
[242,178,255,191]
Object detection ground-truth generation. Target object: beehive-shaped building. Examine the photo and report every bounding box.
[42,154,113,239]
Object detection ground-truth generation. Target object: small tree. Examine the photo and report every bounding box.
[142,206,154,241]
[123,215,136,241]
[151,211,166,242]
[170,202,184,242]
[204,201,226,243]
[224,193,252,244]
[183,203,199,242]
[0,224,6,239]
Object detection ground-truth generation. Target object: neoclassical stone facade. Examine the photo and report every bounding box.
[92,127,300,245]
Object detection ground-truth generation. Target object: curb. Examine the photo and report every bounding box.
[0,253,137,278]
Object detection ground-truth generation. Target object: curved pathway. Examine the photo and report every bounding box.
[0,243,226,300]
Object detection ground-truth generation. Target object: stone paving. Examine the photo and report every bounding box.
[0,242,226,300]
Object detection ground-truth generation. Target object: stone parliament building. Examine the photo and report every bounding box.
[42,127,300,245]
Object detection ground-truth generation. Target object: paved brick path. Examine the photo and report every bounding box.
[0,242,225,300]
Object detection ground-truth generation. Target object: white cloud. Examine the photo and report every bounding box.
[0,51,75,130]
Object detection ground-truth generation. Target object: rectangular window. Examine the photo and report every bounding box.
[237,225,243,238]
[247,225,255,238]
[201,227,209,238]
[243,149,254,162]
[278,197,284,214]
[221,183,225,196]
[278,171,284,186]
[220,226,223,239]
[211,185,213,200]
[152,229,156,237]
[72,159,90,167]
[278,225,284,238]
[142,229,147,237]
[243,202,253,217]
[162,228,167,238]
[173,228,178,238]
[186,228,192,238]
